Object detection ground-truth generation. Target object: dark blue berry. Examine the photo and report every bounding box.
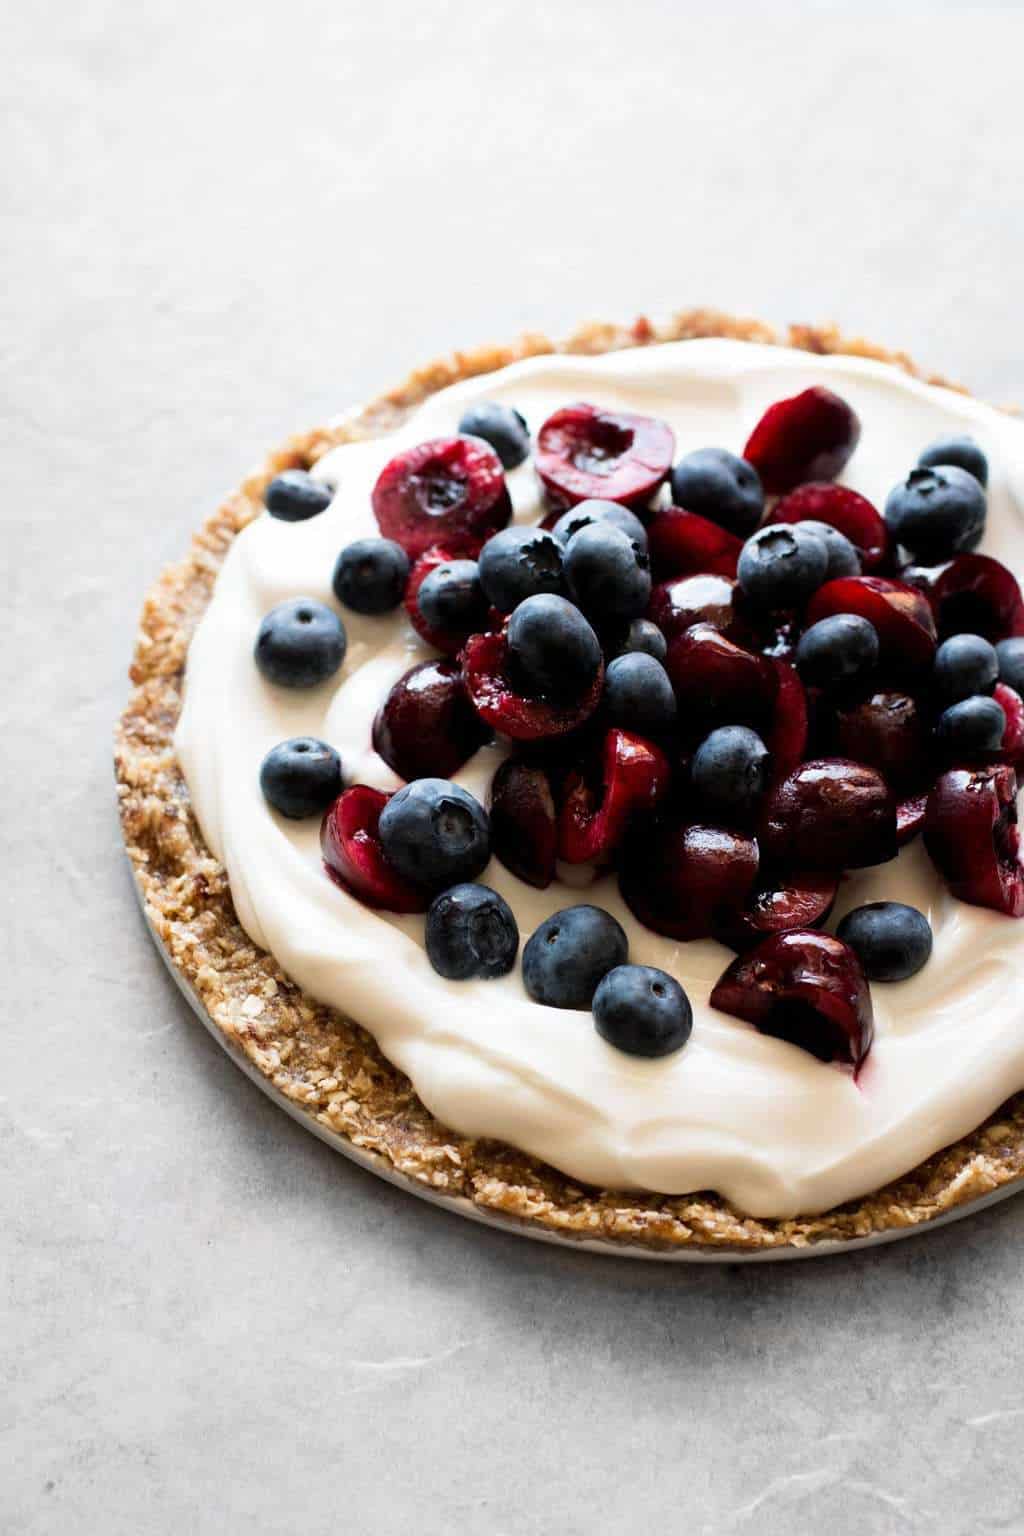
[506,594,602,703]
[917,434,988,488]
[797,519,862,579]
[691,726,770,819]
[933,633,998,703]
[378,778,490,892]
[563,522,651,624]
[884,466,987,562]
[936,694,1006,754]
[997,638,1024,697]
[618,617,667,661]
[332,537,409,615]
[254,598,347,688]
[603,653,677,733]
[669,448,764,537]
[416,559,488,633]
[259,737,343,819]
[837,902,933,982]
[592,964,693,1057]
[457,402,530,470]
[425,883,519,979]
[522,904,628,1009]
[551,498,648,553]
[796,614,880,689]
[264,469,333,522]
[737,524,828,610]
[478,527,564,613]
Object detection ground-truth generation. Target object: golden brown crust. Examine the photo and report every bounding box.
[115,310,1024,1253]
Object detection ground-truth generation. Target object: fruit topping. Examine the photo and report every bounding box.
[765,482,887,572]
[372,435,511,559]
[593,965,693,1058]
[737,524,829,611]
[405,546,484,656]
[254,598,347,689]
[918,433,988,487]
[425,883,520,979]
[461,626,605,742]
[691,725,771,824]
[617,617,667,661]
[995,682,1024,769]
[457,401,530,469]
[743,386,861,494]
[620,821,759,941]
[936,695,1006,757]
[332,537,410,615]
[713,869,838,952]
[836,902,933,982]
[924,764,1024,916]
[997,637,1024,695]
[710,931,874,1068]
[377,778,490,893]
[806,576,937,674]
[321,786,428,913]
[933,633,999,703]
[602,653,677,734]
[885,466,987,562]
[564,521,652,624]
[765,660,809,781]
[373,658,490,782]
[489,758,558,888]
[535,402,675,511]
[668,447,764,537]
[759,758,898,870]
[897,793,929,846]
[522,905,629,1009]
[416,558,489,640]
[550,498,649,551]
[264,468,332,522]
[795,614,879,690]
[478,526,565,612]
[558,728,670,864]
[649,572,744,643]
[260,737,344,820]
[832,690,930,794]
[903,553,1024,643]
[665,623,778,732]
[646,506,742,581]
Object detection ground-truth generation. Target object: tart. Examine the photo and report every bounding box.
[116,311,1024,1255]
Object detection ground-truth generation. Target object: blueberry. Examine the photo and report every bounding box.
[425,883,519,980]
[522,904,628,1009]
[917,433,988,488]
[997,638,1024,696]
[259,737,344,819]
[592,964,693,1057]
[551,499,649,553]
[737,524,828,610]
[563,522,651,624]
[618,617,667,662]
[506,594,602,703]
[457,401,530,470]
[331,537,409,615]
[884,466,987,563]
[478,527,564,613]
[936,694,1006,754]
[837,902,933,982]
[378,778,490,892]
[933,633,999,704]
[796,614,880,689]
[669,447,764,537]
[416,559,488,634]
[796,519,862,579]
[264,469,333,522]
[691,725,770,819]
[603,653,677,733]
[254,598,347,688]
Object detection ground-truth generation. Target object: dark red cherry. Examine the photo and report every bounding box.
[320,786,427,913]
[648,573,745,643]
[372,658,490,782]
[832,690,931,794]
[558,729,670,864]
[372,435,511,559]
[766,482,888,572]
[924,764,1024,917]
[759,758,898,870]
[646,507,742,581]
[806,576,937,674]
[665,623,778,734]
[897,792,929,846]
[489,759,558,888]
[995,682,1024,770]
[535,402,675,511]
[713,869,839,951]
[902,554,1024,643]
[743,387,861,495]
[620,820,759,940]
[461,630,604,741]
[765,660,809,782]
[711,930,874,1069]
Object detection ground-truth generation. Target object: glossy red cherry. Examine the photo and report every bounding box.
[620,821,759,941]
[711,931,874,1069]
[665,623,779,732]
[806,576,937,674]
[759,758,898,870]
[897,792,929,846]
[404,546,496,656]
[713,869,838,951]
[461,630,604,741]
[902,554,1024,643]
[320,786,427,913]
[924,764,1024,917]
[766,482,888,572]
[558,729,670,864]
[765,660,808,782]
[372,658,490,782]
[743,387,861,495]
[489,759,558,888]
[832,690,931,794]
[535,402,675,511]
[646,507,742,581]
[995,682,1024,769]
[372,435,511,559]
[648,573,745,643]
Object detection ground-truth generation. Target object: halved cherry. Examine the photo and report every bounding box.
[404,546,495,656]
[646,507,742,581]
[924,764,1024,916]
[372,658,490,782]
[832,689,931,794]
[461,630,604,741]
[743,386,861,494]
[558,729,670,864]
[995,682,1024,770]
[759,758,898,870]
[620,820,759,941]
[372,435,511,559]
[897,792,929,846]
[649,573,745,643]
[765,659,808,782]
[711,930,874,1069]
[665,623,778,732]
[320,786,427,913]
[713,869,838,952]
[766,482,888,572]
[806,576,937,674]
[902,554,1024,642]
[535,402,675,511]
[489,759,558,888]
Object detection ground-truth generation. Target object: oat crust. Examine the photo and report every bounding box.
[115,309,1024,1254]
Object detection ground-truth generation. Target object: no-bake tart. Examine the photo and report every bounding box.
[116,312,1024,1254]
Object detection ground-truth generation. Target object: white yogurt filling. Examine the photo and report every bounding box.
[175,338,1024,1218]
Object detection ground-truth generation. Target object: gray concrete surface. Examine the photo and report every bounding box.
[6,1,1024,1531]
